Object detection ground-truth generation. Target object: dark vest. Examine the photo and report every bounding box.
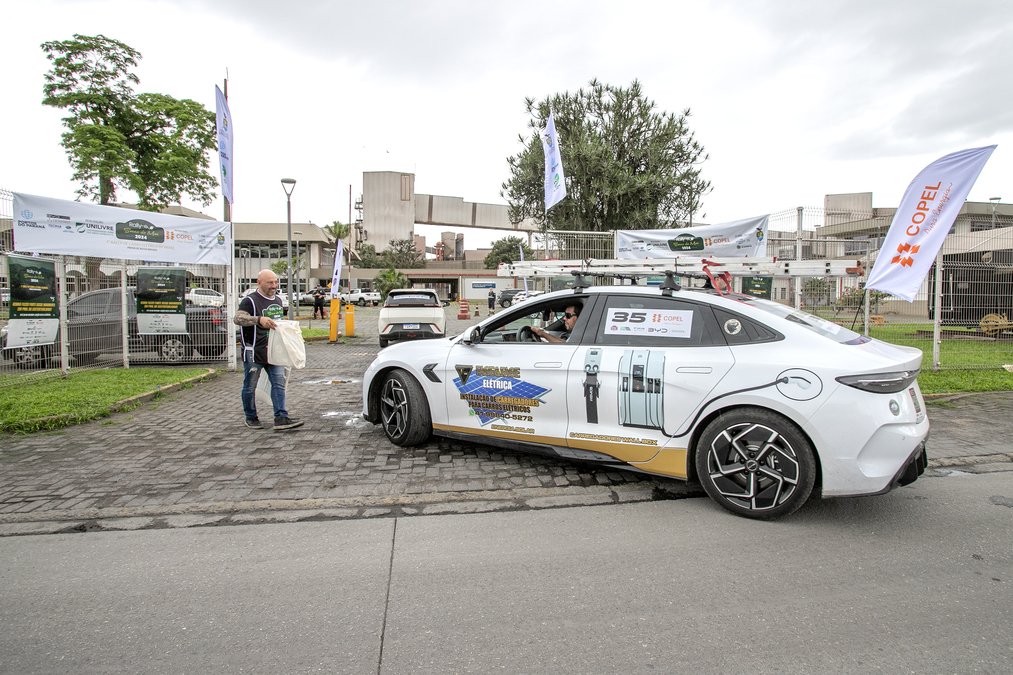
[239,291,285,363]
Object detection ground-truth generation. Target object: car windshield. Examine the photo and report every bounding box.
[738,296,865,343]
[385,293,440,307]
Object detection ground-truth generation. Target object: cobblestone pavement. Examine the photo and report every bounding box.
[1,310,1010,535]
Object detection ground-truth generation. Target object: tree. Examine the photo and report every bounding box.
[41,34,218,210]
[374,267,409,302]
[381,238,426,269]
[484,236,536,269]
[501,79,711,232]
[270,255,305,279]
[355,244,383,269]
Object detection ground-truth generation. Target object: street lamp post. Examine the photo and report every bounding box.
[294,230,303,320]
[990,197,1001,230]
[281,178,297,315]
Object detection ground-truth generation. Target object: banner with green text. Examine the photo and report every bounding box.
[136,267,187,335]
[6,254,59,348]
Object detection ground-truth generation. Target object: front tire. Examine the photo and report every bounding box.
[159,336,192,363]
[694,408,816,519]
[378,369,431,446]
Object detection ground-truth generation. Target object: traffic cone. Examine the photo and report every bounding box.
[457,298,471,320]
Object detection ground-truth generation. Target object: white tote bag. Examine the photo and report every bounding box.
[267,320,306,369]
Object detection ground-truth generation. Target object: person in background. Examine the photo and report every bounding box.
[488,288,496,314]
[312,284,327,319]
[234,269,304,431]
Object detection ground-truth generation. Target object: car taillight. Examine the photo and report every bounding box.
[836,370,919,394]
[433,324,442,333]
[210,308,223,325]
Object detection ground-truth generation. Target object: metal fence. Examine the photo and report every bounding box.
[1,189,233,388]
[536,205,1013,371]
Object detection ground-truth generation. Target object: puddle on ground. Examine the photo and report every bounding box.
[302,379,359,385]
[321,411,371,428]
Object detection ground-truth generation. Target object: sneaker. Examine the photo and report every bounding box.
[274,416,304,431]
[245,418,264,429]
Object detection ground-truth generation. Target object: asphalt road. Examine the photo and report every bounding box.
[1,469,1010,674]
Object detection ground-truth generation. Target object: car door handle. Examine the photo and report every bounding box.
[534,362,562,368]
[676,366,712,374]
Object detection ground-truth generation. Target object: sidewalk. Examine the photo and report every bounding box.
[1,308,1011,535]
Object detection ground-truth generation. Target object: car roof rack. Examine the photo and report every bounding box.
[498,256,864,280]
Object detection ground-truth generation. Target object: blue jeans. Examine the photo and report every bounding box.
[242,356,288,420]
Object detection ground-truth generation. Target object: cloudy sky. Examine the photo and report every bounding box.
[2,0,1011,247]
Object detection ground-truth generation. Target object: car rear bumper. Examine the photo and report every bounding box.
[380,325,442,341]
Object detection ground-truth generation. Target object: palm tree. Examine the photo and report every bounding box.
[374,266,409,302]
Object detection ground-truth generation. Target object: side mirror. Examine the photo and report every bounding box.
[463,326,482,345]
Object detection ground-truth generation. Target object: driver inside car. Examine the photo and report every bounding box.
[531,304,580,343]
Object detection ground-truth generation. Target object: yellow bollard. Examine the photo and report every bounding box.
[345,302,355,337]
[329,298,341,341]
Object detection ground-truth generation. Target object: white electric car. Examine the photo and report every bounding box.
[378,289,447,348]
[362,283,929,519]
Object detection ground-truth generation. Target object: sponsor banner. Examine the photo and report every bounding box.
[5,318,59,349]
[330,239,343,297]
[6,254,59,348]
[136,267,186,335]
[616,215,769,259]
[743,276,773,299]
[604,308,693,338]
[866,145,996,302]
[542,110,567,211]
[12,193,232,265]
[215,85,234,205]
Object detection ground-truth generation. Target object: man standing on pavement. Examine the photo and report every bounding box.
[488,288,496,314]
[234,269,304,431]
[312,284,327,319]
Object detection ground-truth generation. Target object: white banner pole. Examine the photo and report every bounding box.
[933,248,943,370]
[56,256,69,374]
[121,261,130,369]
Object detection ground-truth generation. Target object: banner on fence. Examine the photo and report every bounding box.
[866,145,997,302]
[135,267,187,334]
[12,193,232,265]
[616,215,769,259]
[6,254,59,348]
[742,276,773,299]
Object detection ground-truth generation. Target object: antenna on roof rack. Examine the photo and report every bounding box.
[659,271,681,296]
[570,270,591,292]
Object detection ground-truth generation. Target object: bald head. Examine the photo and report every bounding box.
[257,269,279,298]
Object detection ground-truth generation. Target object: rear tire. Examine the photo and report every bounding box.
[694,407,816,519]
[358,298,366,306]
[501,299,512,308]
[378,369,431,446]
[9,345,51,369]
[379,338,389,348]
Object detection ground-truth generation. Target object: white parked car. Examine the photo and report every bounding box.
[362,283,929,519]
[511,290,543,305]
[378,289,447,349]
[186,287,224,307]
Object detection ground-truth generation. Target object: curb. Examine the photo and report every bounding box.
[0,482,704,536]
[923,389,1013,402]
[14,368,218,430]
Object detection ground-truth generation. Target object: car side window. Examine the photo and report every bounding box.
[711,308,783,345]
[68,292,110,318]
[594,295,722,347]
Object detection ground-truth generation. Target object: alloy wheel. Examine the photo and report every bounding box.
[380,377,409,440]
[704,422,801,512]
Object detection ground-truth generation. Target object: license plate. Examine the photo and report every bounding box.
[402,323,420,329]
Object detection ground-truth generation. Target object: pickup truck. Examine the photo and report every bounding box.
[340,289,381,306]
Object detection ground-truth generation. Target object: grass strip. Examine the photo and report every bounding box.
[0,367,212,434]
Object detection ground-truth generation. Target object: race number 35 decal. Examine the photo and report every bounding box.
[604,308,693,338]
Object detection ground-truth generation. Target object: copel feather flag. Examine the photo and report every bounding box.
[866,145,996,302]
[542,110,567,211]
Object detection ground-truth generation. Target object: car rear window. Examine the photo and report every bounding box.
[385,293,440,307]
[737,296,863,343]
